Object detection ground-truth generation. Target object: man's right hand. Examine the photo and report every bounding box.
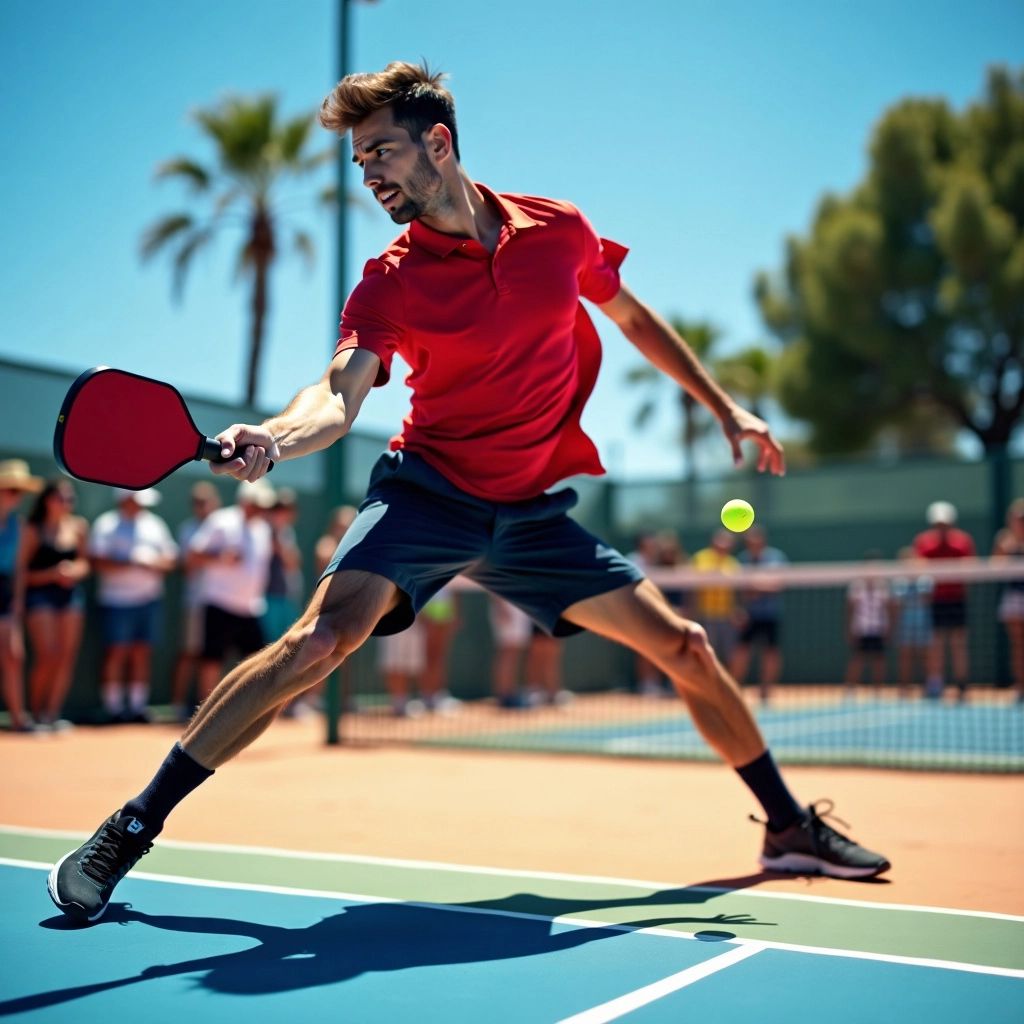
[212,425,280,482]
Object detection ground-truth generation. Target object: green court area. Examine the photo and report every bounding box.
[2,827,1021,1022]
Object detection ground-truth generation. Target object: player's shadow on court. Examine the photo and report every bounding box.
[5,881,779,1014]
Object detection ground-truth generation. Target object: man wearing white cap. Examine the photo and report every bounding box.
[89,489,178,722]
[913,501,976,701]
[187,480,275,704]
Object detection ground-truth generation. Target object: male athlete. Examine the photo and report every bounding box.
[50,62,889,924]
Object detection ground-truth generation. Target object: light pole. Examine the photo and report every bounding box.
[324,0,375,744]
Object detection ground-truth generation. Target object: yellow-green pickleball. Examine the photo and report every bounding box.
[721,498,755,533]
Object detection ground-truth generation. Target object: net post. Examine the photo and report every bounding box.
[325,670,341,745]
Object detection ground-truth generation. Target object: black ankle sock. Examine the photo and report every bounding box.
[735,750,803,833]
[121,742,214,840]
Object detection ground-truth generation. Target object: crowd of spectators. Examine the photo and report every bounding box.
[1,456,1022,730]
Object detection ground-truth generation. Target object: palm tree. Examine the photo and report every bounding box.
[141,95,335,405]
[626,318,722,480]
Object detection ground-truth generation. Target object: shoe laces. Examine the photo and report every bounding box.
[803,799,858,853]
[749,799,854,847]
[82,820,151,885]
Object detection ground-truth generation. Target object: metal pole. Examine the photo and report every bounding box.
[324,0,351,745]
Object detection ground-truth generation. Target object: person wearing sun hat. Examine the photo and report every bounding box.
[0,460,43,731]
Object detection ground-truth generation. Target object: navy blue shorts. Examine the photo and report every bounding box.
[320,451,643,637]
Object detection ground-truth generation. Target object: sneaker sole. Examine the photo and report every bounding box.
[46,852,109,924]
[760,852,891,879]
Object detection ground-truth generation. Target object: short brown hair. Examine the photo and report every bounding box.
[319,60,460,160]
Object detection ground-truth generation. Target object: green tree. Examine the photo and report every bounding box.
[141,95,334,405]
[626,318,722,479]
[756,66,1024,457]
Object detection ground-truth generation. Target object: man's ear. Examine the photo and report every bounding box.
[424,123,454,164]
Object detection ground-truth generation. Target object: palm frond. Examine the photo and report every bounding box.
[293,230,315,273]
[140,214,195,261]
[153,158,212,192]
[276,113,316,164]
[195,95,277,178]
[171,229,213,301]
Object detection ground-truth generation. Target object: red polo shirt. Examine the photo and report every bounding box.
[913,527,976,602]
[335,185,627,502]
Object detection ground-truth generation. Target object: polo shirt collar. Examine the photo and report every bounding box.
[409,182,541,257]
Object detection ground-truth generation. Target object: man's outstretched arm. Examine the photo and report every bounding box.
[212,348,381,482]
[598,283,785,475]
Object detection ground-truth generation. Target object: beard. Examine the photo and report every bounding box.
[385,150,445,224]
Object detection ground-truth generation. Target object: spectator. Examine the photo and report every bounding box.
[628,530,668,697]
[844,552,891,696]
[691,530,741,667]
[419,583,462,713]
[377,619,427,717]
[890,547,934,699]
[90,488,177,723]
[188,480,275,703]
[489,594,532,708]
[170,481,221,722]
[315,505,359,577]
[992,497,1024,705]
[913,501,976,702]
[656,529,689,615]
[731,526,788,705]
[264,488,304,643]
[21,479,90,730]
[0,460,43,731]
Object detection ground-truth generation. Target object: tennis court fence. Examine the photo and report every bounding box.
[331,559,1024,773]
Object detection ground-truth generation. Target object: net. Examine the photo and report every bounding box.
[329,558,1024,773]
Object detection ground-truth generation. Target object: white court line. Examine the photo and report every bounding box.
[3,823,1022,923]
[5,858,1023,979]
[554,944,764,1024]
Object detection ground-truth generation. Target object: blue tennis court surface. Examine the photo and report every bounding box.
[1,828,1022,1022]
[427,700,1024,770]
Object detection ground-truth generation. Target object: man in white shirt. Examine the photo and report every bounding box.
[89,489,178,722]
[171,482,222,721]
[188,480,275,702]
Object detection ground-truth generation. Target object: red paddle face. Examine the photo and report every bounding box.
[55,368,205,489]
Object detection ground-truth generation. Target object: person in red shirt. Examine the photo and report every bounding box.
[913,501,977,701]
[49,62,889,925]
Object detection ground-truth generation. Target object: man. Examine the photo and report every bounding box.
[170,481,221,722]
[49,62,888,925]
[913,500,976,702]
[730,527,788,704]
[88,488,177,723]
[187,480,276,703]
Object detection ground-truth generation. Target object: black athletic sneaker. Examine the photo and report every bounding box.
[47,811,152,923]
[756,800,891,879]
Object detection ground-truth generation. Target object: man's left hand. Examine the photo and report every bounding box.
[721,407,786,476]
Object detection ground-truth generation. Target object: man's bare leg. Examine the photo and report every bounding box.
[182,570,400,768]
[565,580,764,767]
[563,579,890,879]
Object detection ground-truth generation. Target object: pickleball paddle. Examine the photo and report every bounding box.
[54,366,273,489]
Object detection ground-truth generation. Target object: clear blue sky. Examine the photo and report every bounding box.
[1,0,1020,479]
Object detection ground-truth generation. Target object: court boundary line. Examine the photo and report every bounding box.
[554,944,764,1024]
[4,858,1023,980]
[3,824,1021,924]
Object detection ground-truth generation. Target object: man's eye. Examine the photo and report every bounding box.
[376,148,388,158]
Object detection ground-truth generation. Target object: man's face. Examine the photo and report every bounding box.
[351,106,444,224]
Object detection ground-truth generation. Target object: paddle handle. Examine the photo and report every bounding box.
[199,436,274,473]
